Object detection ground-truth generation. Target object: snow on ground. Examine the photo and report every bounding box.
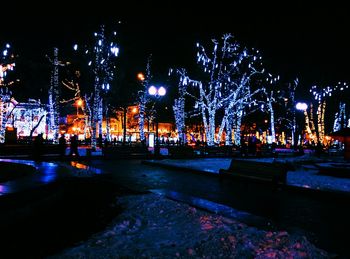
[51,193,330,258]
[148,157,350,194]
[287,166,350,193]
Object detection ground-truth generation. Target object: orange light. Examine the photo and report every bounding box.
[76,99,83,106]
[137,73,145,81]
[132,107,137,113]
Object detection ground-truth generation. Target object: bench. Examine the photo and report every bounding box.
[219,158,293,185]
[103,146,151,159]
[200,146,237,157]
[167,146,195,158]
[327,148,342,157]
[257,145,277,158]
[315,163,350,178]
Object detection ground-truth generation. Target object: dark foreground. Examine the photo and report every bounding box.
[0,158,345,258]
[0,176,130,258]
[0,178,330,258]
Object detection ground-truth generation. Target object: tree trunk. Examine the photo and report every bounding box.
[233,109,243,146]
[268,101,276,143]
[205,110,216,146]
[139,100,146,142]
[225,115,233,146]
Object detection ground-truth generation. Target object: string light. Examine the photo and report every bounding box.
[172,33,266,146]
[74,24,119,148]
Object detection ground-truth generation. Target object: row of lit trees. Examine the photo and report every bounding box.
[308,82,349,144]
[2,26,349,147]
[121,33,349,147]
[44,25,119,148]
[168,34,301,146]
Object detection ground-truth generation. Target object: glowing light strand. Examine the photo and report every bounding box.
[47,48,62,142]
[138,55,152,142]
[0,43,16,143]
[309,82,349,143]
[170,68,188,145]
[175,34,266,146]
[74,25,119,148]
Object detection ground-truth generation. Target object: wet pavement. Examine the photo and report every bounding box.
[0,159,106,197]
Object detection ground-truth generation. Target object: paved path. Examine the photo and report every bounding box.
[144,157,350,194]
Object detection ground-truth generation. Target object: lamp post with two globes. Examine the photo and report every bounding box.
[148,85,166,158]
[294,102,308,151]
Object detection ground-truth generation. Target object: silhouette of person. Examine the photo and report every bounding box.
[58,134,67,159]
[240,140,248,157]
[33,133,44,161]
[69,134,79,157]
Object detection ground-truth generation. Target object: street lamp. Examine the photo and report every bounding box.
[137,72,145,81]
[294,102,308,151]
[76,98,83,116]
[296,102,307,111]
[148,85,166,158]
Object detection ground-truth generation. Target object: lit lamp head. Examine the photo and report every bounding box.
[296,102,308,111]
[148,85,166,96]
[137,73,145,81]
[148,85,157,96]
[77,99,83,107]
[158,86,166,96]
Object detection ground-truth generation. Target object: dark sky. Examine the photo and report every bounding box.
[1,2,349,102]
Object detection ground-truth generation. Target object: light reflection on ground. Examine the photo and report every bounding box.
[70,161,89,170]
[0,159,104,196]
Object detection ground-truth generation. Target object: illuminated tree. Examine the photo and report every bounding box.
[169,68,188,144]
[0,43,16,143]
[310,81,349,143]
[46,48,70,142]
[74,24,119,149]
[61,70,89,139]
[182,34,265,146]
[261,74,281,143]
[333,102,346,132]
[137,55,152,143]
[0,43,15,87]
[0,88,12,143]
[272,78,299,145]
[258,74,301,145]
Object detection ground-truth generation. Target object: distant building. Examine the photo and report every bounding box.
[5,99,48,140]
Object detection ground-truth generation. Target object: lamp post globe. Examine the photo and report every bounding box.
[158,86,166,96]
[148,85,157,96]
[296,102,308,111]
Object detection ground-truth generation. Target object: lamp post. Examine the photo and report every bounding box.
[295,102,308,151]
[148,85,166,158]
[76,98,83,116]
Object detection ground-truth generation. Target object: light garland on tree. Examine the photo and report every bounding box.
[138,55,152,143]
[263,73,280,143]
[169,68,188,145]
[74,24,119,149]
[0,43,16,143]
[333,102,347,132]
[186,33,266,146]
[310,82,349,143]
[47,48,61,142]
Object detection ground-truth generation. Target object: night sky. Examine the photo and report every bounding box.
[1,2,349,104]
